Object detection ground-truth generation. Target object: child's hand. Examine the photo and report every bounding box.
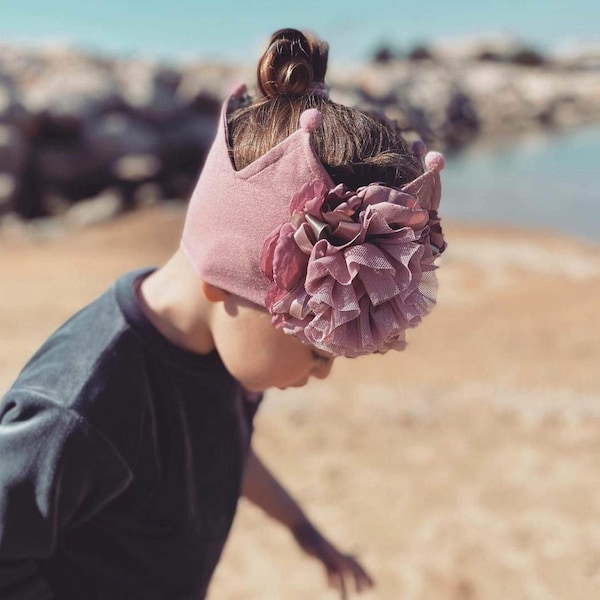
[292,520,374,598]
[242,450,374,596]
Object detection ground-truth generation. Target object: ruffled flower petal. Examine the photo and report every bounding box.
[260,178,445,357]
[271,223,308,289]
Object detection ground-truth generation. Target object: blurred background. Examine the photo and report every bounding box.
[1,1,599,598]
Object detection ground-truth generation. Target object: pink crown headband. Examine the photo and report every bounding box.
[181,86,446,357]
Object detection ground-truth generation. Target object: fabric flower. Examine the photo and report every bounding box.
[260,179,445,357]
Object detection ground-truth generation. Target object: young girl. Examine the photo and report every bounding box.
[0,29,445,599]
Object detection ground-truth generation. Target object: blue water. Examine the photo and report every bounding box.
[442,126,600,244]
[0,0,598,63]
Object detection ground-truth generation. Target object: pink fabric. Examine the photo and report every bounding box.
[181,87,332,306]
[260,180,442,357]
[181,87,446,357]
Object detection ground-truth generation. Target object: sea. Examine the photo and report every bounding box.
[442,125,600,245]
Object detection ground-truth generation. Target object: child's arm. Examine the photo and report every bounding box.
[242,448,374,598]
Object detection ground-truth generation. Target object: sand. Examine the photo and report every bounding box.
[1,206,598,600]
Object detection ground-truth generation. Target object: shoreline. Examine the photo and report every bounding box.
[2,121,599,247]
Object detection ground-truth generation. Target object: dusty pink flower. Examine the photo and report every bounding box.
[260,179,444,357]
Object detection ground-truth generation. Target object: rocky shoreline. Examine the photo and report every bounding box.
[1,37,599,223]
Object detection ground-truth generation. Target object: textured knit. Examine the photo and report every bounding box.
[0,269,259,600]
[181,90,334,307]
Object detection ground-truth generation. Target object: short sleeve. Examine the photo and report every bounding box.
[0,389,133,598]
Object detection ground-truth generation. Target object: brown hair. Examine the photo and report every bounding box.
[228,28,423,191]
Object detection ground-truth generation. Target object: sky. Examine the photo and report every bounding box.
[1,0,600,65]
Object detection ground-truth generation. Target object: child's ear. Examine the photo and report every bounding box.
[201,281,229,303]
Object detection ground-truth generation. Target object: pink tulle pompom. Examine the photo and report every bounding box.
[425,151,445,173]
[299,109,322,133]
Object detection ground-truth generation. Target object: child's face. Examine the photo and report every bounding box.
[210,294,335,392]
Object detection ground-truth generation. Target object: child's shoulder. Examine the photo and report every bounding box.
[3,271,151,459]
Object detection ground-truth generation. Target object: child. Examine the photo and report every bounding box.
[0,28,445,599]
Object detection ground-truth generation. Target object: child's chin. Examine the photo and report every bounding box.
[278,378,310,391]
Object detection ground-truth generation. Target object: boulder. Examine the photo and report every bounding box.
[0,39,599,223]
[19,50,119,124]
[114,60,183,120]
[0,173,16,214]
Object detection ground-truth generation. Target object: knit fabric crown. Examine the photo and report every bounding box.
[181,85,446,357]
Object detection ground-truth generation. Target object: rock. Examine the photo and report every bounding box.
[132,182,163,206]
[0,76,31,130]
[0,124,28,172]
[159,112,216,169]
[372,45,398,64]
[19,59,118,123]
[177,63,248,109]
[30,111,163,211]
[0,39,599,223]
[0,122,29,215]
[64,187,124,227]
[86,111,161,164]
[555,45,600,71]
[442,90,480,148]
[112,154,162,182]
[408,45,436,61]
[37,142,109,201]
[0,173,16,213]
[506,47,546,67]
[114,60,183,120]
[0,82,11,116]
[431,35,546,65]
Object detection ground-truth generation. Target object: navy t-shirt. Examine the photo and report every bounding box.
[0,269,259,599]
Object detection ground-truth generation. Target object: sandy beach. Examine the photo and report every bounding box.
[1,206,598,599]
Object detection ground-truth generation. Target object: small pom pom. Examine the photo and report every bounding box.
[425,151,445,172]
[411,139,427,158]
[232,83,247,96]
[299,109,322,132]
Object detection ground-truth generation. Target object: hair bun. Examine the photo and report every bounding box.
[257,28,329,99]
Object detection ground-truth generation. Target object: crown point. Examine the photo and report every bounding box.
[300,109,322,132]
[232,83,247,96]
[425,151,445,173]
[411,139,427,158]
